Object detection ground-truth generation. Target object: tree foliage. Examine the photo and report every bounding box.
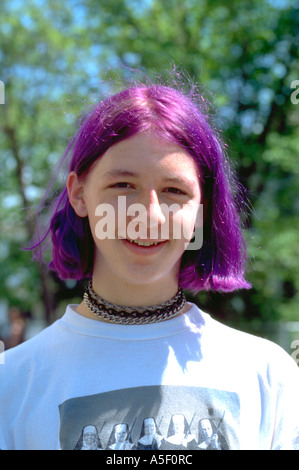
[0,0,298,330]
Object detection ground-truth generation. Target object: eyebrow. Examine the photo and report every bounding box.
[162,176,197,187]
[103,169,198,187]
[103,170,139,179]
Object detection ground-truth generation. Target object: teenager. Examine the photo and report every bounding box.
[0,79,298,450]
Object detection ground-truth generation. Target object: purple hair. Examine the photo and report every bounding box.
[31,81,251,294]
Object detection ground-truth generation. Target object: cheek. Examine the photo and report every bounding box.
[171,205,199,241]
[91,197,135,240]
[90,200,121,241]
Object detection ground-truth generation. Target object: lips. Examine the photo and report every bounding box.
[121,238,168,253]
[126,239,164,247]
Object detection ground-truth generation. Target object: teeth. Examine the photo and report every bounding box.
[128,240,160,247]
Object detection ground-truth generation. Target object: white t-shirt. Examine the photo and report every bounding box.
[0,303,298,450]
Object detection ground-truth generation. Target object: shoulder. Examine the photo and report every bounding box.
[0,319,63,389]
[0,306,79,371]
[190,303,299,383]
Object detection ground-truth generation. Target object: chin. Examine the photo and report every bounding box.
[124,264,178,288]
[125,271,165,286]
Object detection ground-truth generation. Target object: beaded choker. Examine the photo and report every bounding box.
[83,281,186,325]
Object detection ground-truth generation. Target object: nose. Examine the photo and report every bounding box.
[141,190,166,232]
[125,189,167,241]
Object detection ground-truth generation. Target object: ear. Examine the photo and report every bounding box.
[66,171,88,217]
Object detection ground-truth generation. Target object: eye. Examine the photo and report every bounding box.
[110,182,133,189]
[164,187,187,195]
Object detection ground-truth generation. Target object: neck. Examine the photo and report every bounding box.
[75,272,182,321]
[92,261,180,306]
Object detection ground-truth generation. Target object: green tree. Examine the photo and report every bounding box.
[84,0,299,327]
[0,0,97,322]
[0,0,298,336]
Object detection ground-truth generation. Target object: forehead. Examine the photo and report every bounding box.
[144,418,154,425]
[89,132,200,180]
[115,424,126,431]
[83,426,96,434]
[173,415,184,423]
[201,419,212,428]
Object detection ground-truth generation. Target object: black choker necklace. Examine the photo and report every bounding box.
[83,281,186,325]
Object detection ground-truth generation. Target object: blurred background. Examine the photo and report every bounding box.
[0,0,298,358]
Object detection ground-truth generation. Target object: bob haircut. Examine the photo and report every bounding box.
[31,79,251,294]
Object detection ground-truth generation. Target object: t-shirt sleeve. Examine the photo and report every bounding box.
[268,346,299,450]
[0,352,10,450]
[0,345,28,450]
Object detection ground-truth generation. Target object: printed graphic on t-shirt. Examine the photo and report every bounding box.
[59,385,240,450]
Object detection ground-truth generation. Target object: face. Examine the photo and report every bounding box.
[83,426,97,446]
[68,132,201,293]
[200,419,213,439]
[173,414,185,434]
[115,424,128,442]
[144,418,156,435]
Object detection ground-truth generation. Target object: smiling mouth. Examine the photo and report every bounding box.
[126,239,167,247]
